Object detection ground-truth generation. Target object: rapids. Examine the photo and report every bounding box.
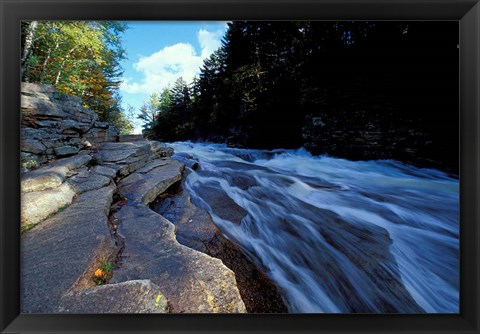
[168,142,459,313]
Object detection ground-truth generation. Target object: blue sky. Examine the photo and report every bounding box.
[119,21,228,133]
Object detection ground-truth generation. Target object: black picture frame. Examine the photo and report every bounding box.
[1,0,478,333]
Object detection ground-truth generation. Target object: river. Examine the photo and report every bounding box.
[167,142,459,314]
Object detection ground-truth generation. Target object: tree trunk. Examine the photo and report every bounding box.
[54,46,76,85]
[40,48,52,83]
[21,21,38,82]
[40,38,60,83]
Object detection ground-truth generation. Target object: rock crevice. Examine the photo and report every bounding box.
[21,83,247,314]
[21,139,246,313]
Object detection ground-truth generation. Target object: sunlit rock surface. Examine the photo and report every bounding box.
[21,137,246,313]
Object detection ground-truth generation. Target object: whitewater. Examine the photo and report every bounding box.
[168,142,459,313]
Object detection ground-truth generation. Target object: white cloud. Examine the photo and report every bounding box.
[198,28,224,58]
[120,43,202,94]
[120,27,226,95]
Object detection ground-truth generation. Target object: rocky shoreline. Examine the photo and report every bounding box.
[19,83,270,313]
[21,140,250,313]
[150,170,287,313]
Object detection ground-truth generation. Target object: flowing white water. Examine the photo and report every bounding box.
[168,142,459,313]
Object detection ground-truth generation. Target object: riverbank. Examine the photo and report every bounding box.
[20,83,288,314]
[150,170,287,313]
[21,140,248,313]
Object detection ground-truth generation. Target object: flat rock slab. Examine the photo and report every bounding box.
[21,94,67,118]
[118,134,145,142]
[58,280,168,313]
[119,159,184,204]
[21,182,76,226]
[67,168,112,194]
[21,166,68,193]
[91,165,118,179]
[48,151,92,170]
[151,180,217,254]
[21,153,92,193]
[21,185,118,313]
[95,141,162,176]
[111,203,246,313]
[55,145,80,157]
[96,142,152,163]
[21,138,47,154]
[135,159,171,174]
[21,153,94,225]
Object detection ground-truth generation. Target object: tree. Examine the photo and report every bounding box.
[21,21,38,81]
[143,21,458,171]
[20,21,129,131]
[146,77,195,141]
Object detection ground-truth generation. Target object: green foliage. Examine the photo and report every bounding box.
[101,263,113,271]
[138,20,458,172]
[21,21,129,131]
[57,203,69,213]
[142,21,384,145]
[142,77,196,141]
[21,223,37,234]
[138,89,173,132]
[21,159,39,171]
[92,260,114,285]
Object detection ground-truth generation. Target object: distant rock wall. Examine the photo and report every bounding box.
[21,83,120,171]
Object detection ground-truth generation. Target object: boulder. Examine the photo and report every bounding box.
[21,82,58,95]
[150,141,174,157]
[119,158,184,204]
[96,142,152,163]
[20,153,94,224]
[58,280,169,313]
[21,139,47,154]
[59,119,92,133]
[135,159,171,174]
[21,182,76,226]
[21,127,55,141]
[20,152,47,171]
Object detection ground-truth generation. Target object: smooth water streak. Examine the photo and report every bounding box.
[168,142,459,313]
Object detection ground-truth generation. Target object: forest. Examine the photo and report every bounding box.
[21,21,459,173]
[141,21,459,173]
[21,21,133,134]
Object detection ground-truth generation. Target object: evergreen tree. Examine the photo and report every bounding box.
[145,21,458,171]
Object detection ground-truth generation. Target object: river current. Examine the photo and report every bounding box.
[168,142,459,313]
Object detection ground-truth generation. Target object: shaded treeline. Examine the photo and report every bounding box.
[143,21,459,173]
[21,21,133,133]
